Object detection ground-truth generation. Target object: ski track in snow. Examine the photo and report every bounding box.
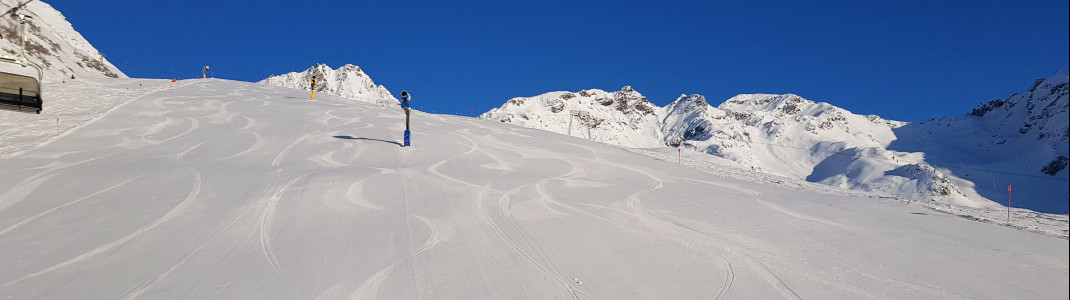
[272,129,330,167]
[684,178,862,231]
[350,147,442,299]
[0,176,142,236]
[426,124,591,299]
[473,117,819,299]
[348,211,441,299]
[119,170,283,300]
[258,172,314,295]
[608,162,745,299]
[1,79,199,159]
[175,141,208,161]
[342,171,388,211]
[424,127,500,189]
[566,148,802,300]
[474,129,595,299]
[218,131,266,162]
[484,185,581,300]
[1,168,203,289]
[674,179,982,298]
[0,153,117,213]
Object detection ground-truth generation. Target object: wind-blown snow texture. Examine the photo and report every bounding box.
[1,79,1067,299]
[481,71,1070,214]
[0,0,125,81]
[259,63,397,106]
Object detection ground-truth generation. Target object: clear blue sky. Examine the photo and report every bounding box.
[48,0,1068,121]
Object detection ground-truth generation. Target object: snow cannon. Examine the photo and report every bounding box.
[401,90,411,146]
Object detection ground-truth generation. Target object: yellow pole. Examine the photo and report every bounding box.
[311,89,315,101]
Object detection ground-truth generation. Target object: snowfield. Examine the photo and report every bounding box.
[1,79,1067,299]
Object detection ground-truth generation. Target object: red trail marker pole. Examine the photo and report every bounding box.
[1007,184,1012,223]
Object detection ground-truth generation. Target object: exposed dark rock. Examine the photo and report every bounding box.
[1041,156,1068,176]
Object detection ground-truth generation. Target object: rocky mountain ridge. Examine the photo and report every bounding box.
[480,70,1069,213]
[1,0,125,82]
[258,63,397,106]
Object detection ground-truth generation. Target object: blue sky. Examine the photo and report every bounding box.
[49,0,1068,121]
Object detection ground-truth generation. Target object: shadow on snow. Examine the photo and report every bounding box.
[333,135,403,147]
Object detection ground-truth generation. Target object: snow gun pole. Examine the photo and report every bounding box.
[401,90,411,147]
[310,76,317,101]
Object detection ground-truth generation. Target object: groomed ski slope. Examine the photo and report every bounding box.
[0,79,1066,299]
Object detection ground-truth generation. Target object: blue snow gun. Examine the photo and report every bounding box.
[401,90,411,146]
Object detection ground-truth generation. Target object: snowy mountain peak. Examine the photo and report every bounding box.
[338,63,364,73]
[481,86,664,147]
[721,93,834,117]
[259,63,397,105]
[723,93,794,105]
[661,94,725,148]
[664,94,711,115]
[1,0,126,81]
[970,69,1068,141]
[1032,68,1068,92]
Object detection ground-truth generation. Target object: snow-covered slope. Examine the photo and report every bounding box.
[0,0,125,82]
[889,69,1069,213]
[1,79,1066,299]
[676,93,977,206]
[258,63,397,106]
[480,71,1069,212]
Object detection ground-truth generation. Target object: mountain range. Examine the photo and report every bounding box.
[480,71,1069,213]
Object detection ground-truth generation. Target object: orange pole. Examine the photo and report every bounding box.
[1007,184,1012,223]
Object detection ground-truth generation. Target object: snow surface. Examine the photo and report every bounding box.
[1,78,1067,299]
